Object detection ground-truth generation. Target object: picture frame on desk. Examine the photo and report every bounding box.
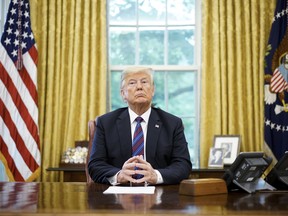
[213,135,241,165]
[208,147,225,168]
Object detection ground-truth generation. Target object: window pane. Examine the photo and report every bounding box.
[153,71,196,115]
[110,71,126,110]
[153,71,196,167]
[109,0,136,25]
[168,27,194,65]
[166,71,196,167]
[182,117,198,167]
[167,71,195,116]
[109,27,136,65]
[139,27,164,65]
[152,72,166,109]
[138,0,166,25]
[167,0,195,25]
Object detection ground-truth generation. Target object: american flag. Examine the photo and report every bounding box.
[264,0,288,160]
[0,0,40,181]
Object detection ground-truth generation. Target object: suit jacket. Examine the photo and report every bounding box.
[88,107,192,184]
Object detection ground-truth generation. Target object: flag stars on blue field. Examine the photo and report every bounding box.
[275,9,288,20]
[4,38,11,45]
[10,8,17,15]
[1,0,34,62]
[273,8,288,22]
[276,125,281,131]
[265,118,288,132]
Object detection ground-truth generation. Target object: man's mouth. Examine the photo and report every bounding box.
[135,93,145,97]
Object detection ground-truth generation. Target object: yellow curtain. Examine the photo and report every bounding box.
[201,0,276,167]
[30,0,107,181]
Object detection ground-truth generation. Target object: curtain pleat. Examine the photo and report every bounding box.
[30,0,107,181]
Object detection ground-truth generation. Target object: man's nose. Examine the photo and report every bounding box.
[136,81,144,88]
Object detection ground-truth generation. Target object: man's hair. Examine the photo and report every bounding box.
[120,66,154,89]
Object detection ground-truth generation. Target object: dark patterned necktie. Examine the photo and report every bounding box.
[132,117,144,157]
[132,117,144,179]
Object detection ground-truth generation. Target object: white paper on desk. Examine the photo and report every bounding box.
[103,186,155,194]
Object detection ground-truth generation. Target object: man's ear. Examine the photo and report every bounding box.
[121,89,126,102]
[152,85,155,97]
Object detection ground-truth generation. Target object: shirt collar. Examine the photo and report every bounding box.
[128,107,151,124]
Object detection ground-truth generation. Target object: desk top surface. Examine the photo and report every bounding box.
[1,182,288,215]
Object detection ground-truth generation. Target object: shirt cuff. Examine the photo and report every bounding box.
[154,169,164,184]
[107,171,120,185]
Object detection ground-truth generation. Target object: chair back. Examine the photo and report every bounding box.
[86,118,97,183]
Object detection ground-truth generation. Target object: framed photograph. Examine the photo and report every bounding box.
[213,135,241,165]
[208,147,225,168]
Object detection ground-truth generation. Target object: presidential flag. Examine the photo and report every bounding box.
[0,0,40,181]
[264,0,288,160]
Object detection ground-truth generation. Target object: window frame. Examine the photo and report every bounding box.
[0,0,10,34]
[108,0,202,167]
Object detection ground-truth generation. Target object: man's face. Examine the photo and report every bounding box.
[215,150,222,158]
[121,72,155,108]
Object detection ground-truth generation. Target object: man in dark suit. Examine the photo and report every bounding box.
[88,67,192,185]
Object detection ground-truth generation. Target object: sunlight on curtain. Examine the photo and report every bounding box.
[200,0,276,167]
[30,0,107,181]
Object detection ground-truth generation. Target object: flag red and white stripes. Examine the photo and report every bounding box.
[270,68,288,93]
[0,0,40,181]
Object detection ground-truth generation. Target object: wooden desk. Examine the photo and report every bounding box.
[46,166,226,182]
[1,182,288,215]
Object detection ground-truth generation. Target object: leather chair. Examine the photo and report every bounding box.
[86,118,97,183]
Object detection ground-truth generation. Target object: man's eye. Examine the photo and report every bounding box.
[128,81,136,85]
